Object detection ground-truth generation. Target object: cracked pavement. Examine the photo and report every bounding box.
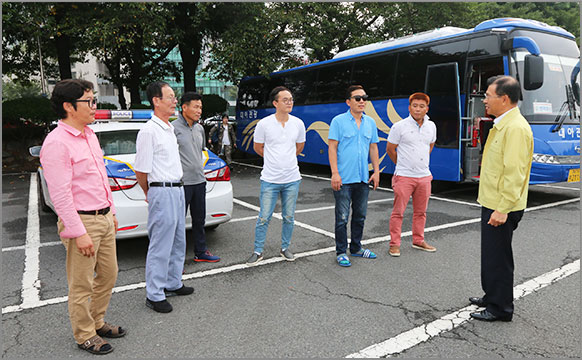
[2,166,580,358]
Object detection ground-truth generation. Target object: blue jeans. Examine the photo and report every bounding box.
[333,182,370,255]
[254,179,301,254]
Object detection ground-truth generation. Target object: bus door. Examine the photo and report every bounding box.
[425,62,462,181]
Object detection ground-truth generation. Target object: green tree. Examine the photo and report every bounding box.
[86,3,179,108]
[2,3,94,84]
[2,79,42,102]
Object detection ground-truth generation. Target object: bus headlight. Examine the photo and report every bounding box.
[533,153,580,164]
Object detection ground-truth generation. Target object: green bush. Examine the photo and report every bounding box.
[97,102,118,110]
[2,97,57,127]
[130,103,152,109]
[201,94,228,119]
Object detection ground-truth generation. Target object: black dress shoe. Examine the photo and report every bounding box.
[469,297,486,307]
[164,285,194,297]
[146,298,173,313]
[470,309,512,322]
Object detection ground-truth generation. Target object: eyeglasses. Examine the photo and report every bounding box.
[277,97,294,104]
[350,95,369,102]
[75,98,98,107]
[157,95,177,102]
[483,93,503,99]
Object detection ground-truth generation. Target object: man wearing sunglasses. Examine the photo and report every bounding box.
[386,92,437,257]
[40,79,124,354]
[328,85,380,267]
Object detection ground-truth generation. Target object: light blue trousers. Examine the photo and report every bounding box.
[254,179,301,254]
[145,186,186,301]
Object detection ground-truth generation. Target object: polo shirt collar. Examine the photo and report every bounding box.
[346,109,366,122]
[493,106,519,130]
[58,120,94,137]
[151,114,173,130]
[404,114,430,127]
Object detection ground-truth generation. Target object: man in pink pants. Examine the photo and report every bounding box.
[386,92,437,257]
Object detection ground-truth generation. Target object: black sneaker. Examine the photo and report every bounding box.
[164,285,194,297]
[246,252,263,266]
[146,298,173,313]
[280,249,295,261]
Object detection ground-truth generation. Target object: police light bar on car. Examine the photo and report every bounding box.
[94,110,179,121]
[95,110,154,120]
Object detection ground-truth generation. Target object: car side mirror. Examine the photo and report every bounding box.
[524,54,544,90]
[29,145,42,157]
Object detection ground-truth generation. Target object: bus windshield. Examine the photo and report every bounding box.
[514,51,580,124]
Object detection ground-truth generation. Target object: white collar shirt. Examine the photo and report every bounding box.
[387,115,437,178]
[493,106,518,125]
[133,115,183,183]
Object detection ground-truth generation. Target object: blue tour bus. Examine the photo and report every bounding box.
[236,18,580,183]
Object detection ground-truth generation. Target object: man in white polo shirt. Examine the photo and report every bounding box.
[386,92,437,257]
[246,86,306,265]
[134,81,193,313]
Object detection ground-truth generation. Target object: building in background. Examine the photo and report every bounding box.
[46,47,237,112]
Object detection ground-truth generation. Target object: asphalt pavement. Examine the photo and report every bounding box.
[2,160,580,358]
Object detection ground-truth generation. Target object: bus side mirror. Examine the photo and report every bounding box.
[524,54,543,90]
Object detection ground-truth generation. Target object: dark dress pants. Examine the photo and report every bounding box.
[184,183,207,256]
[480,207,524,318]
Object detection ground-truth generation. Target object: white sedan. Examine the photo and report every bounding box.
[31,110,233,239]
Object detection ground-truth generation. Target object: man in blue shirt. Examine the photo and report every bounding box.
[328,85,380,267]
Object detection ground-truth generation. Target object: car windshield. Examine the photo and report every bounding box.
[514,51,580,124]
[97,130,139,156]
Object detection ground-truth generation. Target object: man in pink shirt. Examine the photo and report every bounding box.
[40,79,125,355]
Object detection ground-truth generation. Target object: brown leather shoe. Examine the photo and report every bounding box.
[412,242,436,252]
[389,245,400,257]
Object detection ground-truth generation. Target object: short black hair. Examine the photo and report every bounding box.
[222,114,229,120]
[146,81,170,109]
[269,86,292,103]
[487,75,521,104]
[180,91,202,108]
[346,85,364,99]
[50,79,94,118]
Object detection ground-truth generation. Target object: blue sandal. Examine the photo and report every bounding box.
[350,248,377,259]
[337,254,351,267]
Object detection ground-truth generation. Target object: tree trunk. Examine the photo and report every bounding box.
[53,4,72,80]
[115,81,127,110]
[179,42,199,93]
[129,80,142,107]
[55,34,72,80]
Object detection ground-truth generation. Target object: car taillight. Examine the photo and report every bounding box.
[109,177,138,191]
[205,166,230,181]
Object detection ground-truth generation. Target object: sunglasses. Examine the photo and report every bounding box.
[350,95,369,102]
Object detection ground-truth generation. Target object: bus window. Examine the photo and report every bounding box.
[313,61,353,103]
[238,78,268,111]
[351,54,397,99]
[282,70,318,106]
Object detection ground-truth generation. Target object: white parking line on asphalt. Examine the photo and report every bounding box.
[534,184,581,191]
[346,259,581,358]
[21,174,42,307]
[2,196,579,322]
[233,161,481,207]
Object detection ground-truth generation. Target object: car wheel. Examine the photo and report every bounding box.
[37,173,52,213]
[205,224,219,231]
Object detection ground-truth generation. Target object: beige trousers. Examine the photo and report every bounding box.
[58,211,118,344]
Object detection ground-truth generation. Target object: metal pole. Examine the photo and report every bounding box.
[37,35,46,95]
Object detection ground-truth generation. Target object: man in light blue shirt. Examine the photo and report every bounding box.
[328,85,380,267]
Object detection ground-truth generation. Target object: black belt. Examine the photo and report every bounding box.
[78,207,110,215]
[149,181,183,187]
